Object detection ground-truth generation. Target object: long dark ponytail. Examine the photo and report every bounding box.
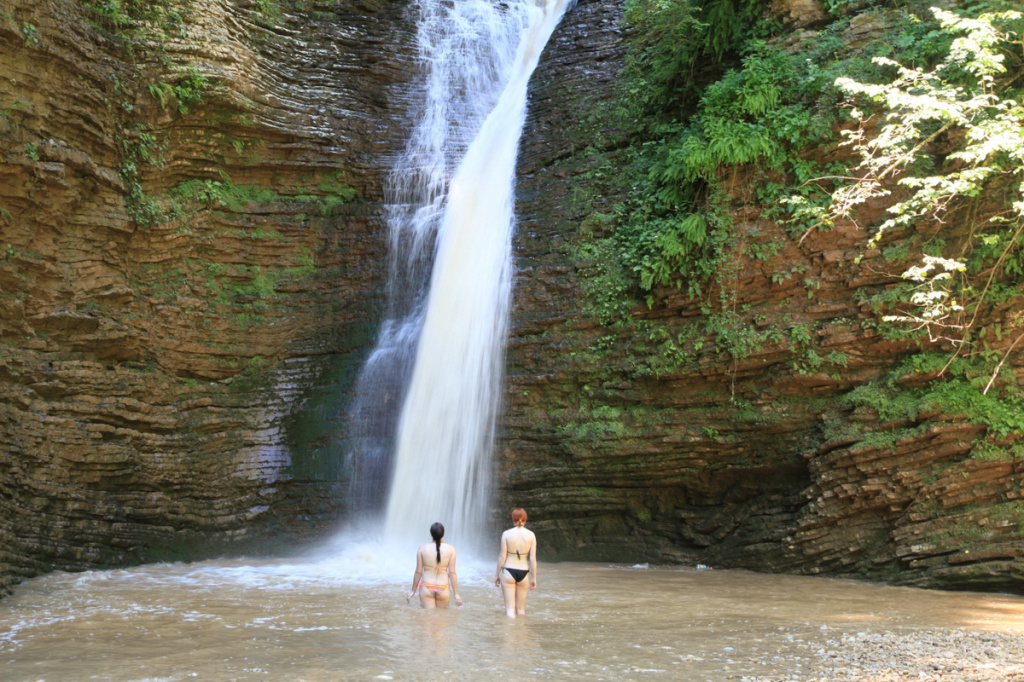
[430,522,444,563]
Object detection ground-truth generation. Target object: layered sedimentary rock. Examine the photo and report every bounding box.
[502,0,1024,592]
[2,0,1022,598]
[0,0,414,594]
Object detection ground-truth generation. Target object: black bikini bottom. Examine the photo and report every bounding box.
[504,567,528,583]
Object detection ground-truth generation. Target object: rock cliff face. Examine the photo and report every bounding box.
[0,0,414,593]
[2,0,1022,597]
[503,0,1024,592]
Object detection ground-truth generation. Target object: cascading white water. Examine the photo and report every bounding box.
[347,0,570,552]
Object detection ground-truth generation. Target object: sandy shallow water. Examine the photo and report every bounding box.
[2,556,1023,681]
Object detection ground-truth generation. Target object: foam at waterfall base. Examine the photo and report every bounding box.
[52,525,495,593]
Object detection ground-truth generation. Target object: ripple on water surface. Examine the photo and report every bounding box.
[3,557,1024,681]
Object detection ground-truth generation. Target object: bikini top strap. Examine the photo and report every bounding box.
[506,532,532,560]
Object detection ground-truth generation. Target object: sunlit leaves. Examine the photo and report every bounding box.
[883,256,967,341]
[826,8,1024,347]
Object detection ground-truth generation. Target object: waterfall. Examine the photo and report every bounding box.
[345,0,570,552]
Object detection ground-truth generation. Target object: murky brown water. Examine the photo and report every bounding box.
[3,552,1024,681]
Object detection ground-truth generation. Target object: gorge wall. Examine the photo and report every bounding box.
[0,0,414,593]
[2,0,1023,598]
[502,0,1024,592]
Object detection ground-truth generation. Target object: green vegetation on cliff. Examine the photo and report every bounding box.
[562,0,1024,528]
[826,9,1024,349]
[582,1,1023,372]
[615,0,985,297]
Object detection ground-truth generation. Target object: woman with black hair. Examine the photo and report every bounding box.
[407,522,463,607]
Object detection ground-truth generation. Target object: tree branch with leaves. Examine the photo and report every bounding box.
[819,8,1023,371]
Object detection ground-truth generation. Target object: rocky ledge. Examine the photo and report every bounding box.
[499,0,1024,593]
[0,0,415,594]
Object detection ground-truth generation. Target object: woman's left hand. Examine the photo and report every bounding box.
[407,590,415,602]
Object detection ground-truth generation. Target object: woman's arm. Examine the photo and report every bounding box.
[407,548,423,601]
[494,533,508,585]
[528,532,538,590]
[449,548,463,606]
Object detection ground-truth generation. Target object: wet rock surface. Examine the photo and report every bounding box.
[502,0,1024,592]
[2,0,1023,599]
[0,0,415,593]
[804,629,1024,681]
[741,628,1024,681]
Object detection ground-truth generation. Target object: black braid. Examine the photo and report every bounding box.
[429,522,444,564]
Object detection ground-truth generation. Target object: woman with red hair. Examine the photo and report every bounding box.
[494,508,537,617]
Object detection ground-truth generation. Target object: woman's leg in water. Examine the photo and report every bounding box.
[514,577,529,616]
[499,570,518,618]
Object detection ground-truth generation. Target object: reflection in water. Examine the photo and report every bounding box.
[2,559,1023,681]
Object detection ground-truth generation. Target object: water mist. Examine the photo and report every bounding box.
[344,0,571,554]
